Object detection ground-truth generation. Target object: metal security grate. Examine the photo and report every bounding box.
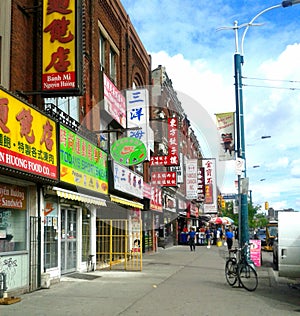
[96,219,142,271]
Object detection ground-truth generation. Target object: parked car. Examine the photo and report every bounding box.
[273,237,279,270]
[256,229,267,246]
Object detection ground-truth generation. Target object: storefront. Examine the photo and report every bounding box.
[43,187,107,279]
[0,87,59,294]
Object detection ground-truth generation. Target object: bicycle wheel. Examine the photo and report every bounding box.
[238,262,258,291]
[225,258,238,286]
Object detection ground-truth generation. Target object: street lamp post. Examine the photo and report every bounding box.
[229,0,300,251]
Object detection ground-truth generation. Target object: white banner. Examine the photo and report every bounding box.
[186,159,198,200]
[216,112,235,161]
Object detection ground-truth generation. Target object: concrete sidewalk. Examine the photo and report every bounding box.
[1,245,300,316]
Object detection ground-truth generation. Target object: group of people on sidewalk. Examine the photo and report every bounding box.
[186,226,236,251]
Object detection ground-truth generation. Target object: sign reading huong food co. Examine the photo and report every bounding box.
[0,88,58,180]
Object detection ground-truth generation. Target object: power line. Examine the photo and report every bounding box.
[242,83,300,91]
[242,76,300,84]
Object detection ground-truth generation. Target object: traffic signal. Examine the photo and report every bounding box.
[265,201,269,210]
[217,195,222,207]
[221,199,226,209]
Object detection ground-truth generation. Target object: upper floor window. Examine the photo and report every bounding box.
[109,48,117,84]
[45,97,79,122]
[99,33,105,71]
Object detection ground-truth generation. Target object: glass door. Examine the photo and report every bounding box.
[61,208,77,274]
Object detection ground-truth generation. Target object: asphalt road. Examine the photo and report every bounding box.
[1,245,299,316]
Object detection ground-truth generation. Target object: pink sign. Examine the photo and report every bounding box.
[250,239,261,267]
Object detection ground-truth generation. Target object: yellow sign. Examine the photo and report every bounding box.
[42,0,78,93]
[0,88,58,180]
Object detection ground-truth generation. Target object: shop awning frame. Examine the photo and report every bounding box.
[52,187,107,206]
[110,195,144,209]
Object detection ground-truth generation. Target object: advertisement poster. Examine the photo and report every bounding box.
[216,112,235,161]
[60,126,108,194]
[250,239,261,267]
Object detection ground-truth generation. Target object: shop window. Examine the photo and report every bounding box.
[0,209,26,252]
[81,208,90,262]
[45,97,79,122]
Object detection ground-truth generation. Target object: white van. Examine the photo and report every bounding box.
[274,211,300,278]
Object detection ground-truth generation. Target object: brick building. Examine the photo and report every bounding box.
[0,0,153,295]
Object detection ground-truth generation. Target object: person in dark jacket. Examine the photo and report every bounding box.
[188,227,196,251]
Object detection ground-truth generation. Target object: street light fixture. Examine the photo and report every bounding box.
[222,1,300,251]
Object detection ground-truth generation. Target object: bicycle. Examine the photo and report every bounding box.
[225,243,258,291]
[86,255,95,272]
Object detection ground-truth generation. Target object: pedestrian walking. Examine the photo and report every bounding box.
[205,227,211,248]
[225,228,234,250]
[188,227,196,251]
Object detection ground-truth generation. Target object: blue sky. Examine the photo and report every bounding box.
[121,0,300,211]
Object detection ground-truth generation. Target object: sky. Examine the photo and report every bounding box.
[121,0,300,212]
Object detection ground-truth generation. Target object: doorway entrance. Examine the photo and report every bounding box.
[61,208,77,274]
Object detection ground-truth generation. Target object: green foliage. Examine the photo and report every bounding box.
[219,201,266,228]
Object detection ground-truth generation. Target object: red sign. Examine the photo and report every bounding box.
[151,171,177,187]
[150,186,162,212]
[150,117,179,166]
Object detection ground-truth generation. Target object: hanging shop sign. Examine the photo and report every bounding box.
[126,88,154,160]
[103,74,126,128]
[185,159,198,200]
[112,161,143,198]
[60,125,108,194]
[0,183,27,210]
[110,137,147,166]
[150,117,179,166]
[203,159,217,213]
[150,186,162,212]
[0,88,58,180]
[151,171,177,187]
[42,0,83,95]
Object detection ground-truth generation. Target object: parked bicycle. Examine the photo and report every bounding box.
[225,242,258,291]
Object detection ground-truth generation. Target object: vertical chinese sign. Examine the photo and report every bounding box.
[0,88,58,181]
[103,74,126,128]
[150,117,179,166]
[203,159,217,214]
[126,88,154,160]
[60,125,108,194]
[42,0,83,95]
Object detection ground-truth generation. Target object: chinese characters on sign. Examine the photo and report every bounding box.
[197,167,205,201]
[42,0,81,94]
[151,171,177,187]
[60,126,108,194]
[150,117,179,166]
[126,89,154,160]
[150,186,162,212]
[0,88,58,180]
[113,161,143,198]
[203,159,217,213]
[103,74,126,128]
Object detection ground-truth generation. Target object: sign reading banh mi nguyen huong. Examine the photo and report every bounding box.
[0,88,58,180]
[42,0,82,95]
[60,126,108,194]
